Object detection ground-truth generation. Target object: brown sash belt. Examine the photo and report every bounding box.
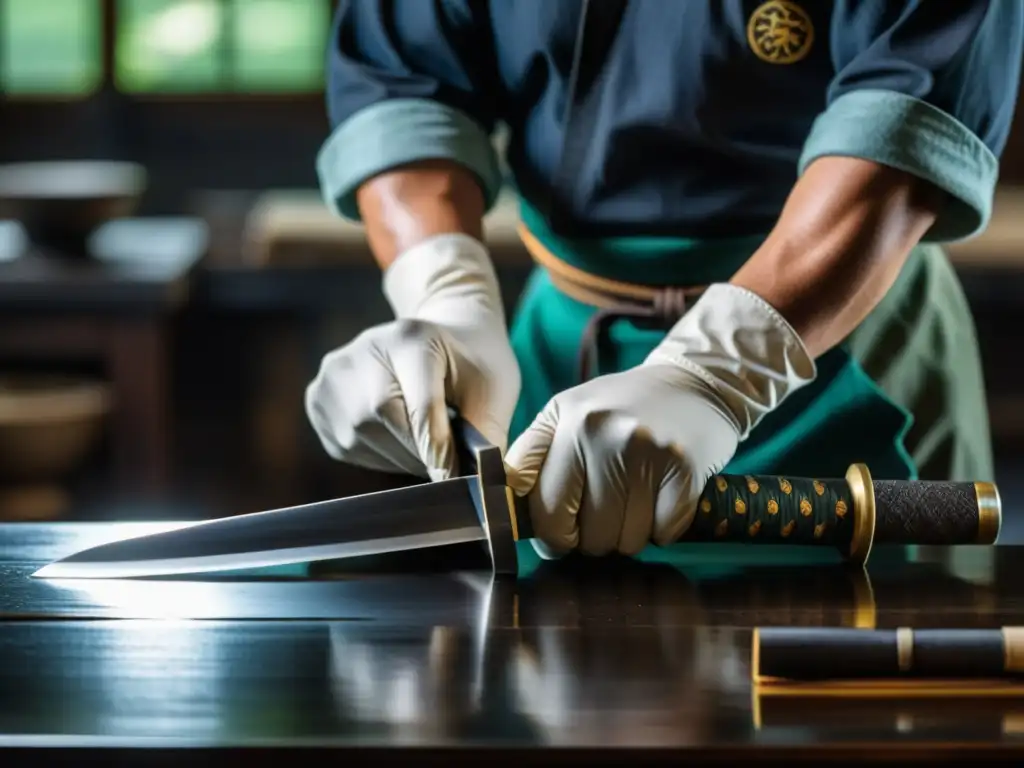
[517,224,708,381]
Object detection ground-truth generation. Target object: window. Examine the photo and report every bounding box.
[117,0,225,92]
[0,0,332,97]
[1,0,102,95]
[0,0,337,210]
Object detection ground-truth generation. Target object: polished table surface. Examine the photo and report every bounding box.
[1,522,1022,764]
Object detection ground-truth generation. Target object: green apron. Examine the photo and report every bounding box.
[508,199,994,486]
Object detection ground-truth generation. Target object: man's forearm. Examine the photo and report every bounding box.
[731,156,945,359]
[355,159,487,269]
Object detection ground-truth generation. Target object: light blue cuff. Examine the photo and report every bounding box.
[799,89,999,242]
[316,98,503,221]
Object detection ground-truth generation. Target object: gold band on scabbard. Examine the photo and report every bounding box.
[1003,628,1024,673]
[896,627,914,673]
[975,481,1002,545]
[846,463,876,565]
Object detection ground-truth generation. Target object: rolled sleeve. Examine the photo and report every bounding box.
[799,90,998,242]
[319,0,503,221]
[800,0,1023,242]
[317,98,503,220]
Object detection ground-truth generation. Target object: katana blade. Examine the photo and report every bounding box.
[33,477,486,579]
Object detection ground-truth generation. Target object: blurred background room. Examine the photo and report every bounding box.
[0,0,1022,536]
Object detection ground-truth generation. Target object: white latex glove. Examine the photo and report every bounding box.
[306,234,521,481]
[505,283,816,558]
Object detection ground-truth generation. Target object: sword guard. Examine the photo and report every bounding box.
[448,406,528,578]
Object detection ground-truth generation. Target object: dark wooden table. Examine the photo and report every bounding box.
[0,522,1021,765]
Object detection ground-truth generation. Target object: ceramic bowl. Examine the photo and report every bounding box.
[0,375,112,484]
[0,161,147,254]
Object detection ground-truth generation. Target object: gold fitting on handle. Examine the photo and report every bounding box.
[846,463,876,566]
[896,627,914,673]
[505,487,520,541]
[975,481,1002,545]
[1003,627,1024,673]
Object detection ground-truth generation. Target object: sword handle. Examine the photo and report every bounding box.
[447,408,1000,575]
[491,459,998,570]
[678,467,1000,563]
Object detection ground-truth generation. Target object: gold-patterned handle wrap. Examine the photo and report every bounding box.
[682,472,855,552]
[499,459,993,571]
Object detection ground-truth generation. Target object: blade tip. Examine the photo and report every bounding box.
[31,563,76,579]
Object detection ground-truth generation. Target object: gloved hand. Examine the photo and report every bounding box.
[306,233,521,481]
[505,283,816,558]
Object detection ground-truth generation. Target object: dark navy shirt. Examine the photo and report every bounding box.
[319,0,1022,242]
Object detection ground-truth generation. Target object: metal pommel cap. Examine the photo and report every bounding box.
[975,481,1003,545]
[846,464,1002,566]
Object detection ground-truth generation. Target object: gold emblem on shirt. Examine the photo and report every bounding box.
[747,0,814,65]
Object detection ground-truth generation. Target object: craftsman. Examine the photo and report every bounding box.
[306,0,1022,557]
